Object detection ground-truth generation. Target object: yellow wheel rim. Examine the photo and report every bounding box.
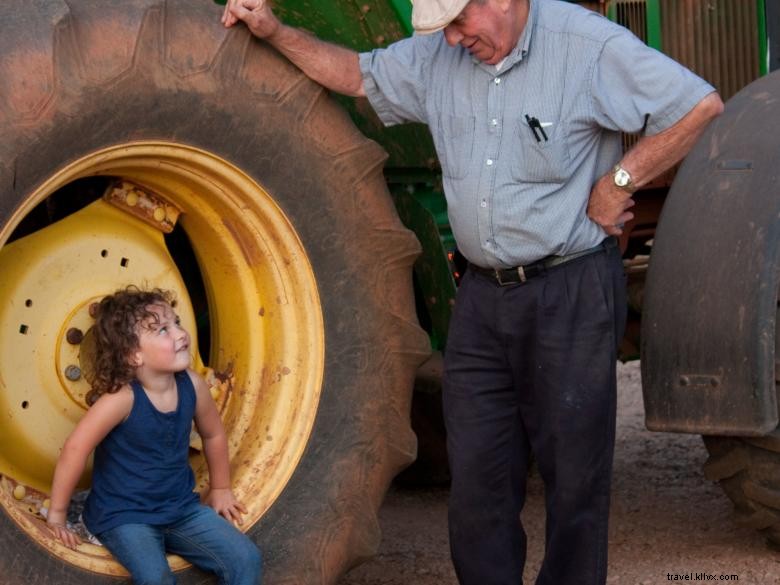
[0,142,324,574]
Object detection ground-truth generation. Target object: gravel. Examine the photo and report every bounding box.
[340,361,780,585]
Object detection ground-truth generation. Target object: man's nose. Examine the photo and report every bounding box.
[443,25,463,46]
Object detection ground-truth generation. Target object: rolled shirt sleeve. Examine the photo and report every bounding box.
[359,35,437,127]
[590,30,715,135]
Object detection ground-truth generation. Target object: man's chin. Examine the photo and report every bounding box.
[474,50,499,65]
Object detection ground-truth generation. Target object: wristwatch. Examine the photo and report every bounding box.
[612,164,635,193]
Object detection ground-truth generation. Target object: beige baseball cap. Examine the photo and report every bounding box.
[411,0,471,34]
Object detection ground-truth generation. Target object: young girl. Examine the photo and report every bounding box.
[48,288,262,584]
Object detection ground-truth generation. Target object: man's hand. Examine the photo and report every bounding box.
[587,92,724,237]
[220,0,365,96]
[222,0,281,39]
[204,487,248,526]
[587,174,636,236]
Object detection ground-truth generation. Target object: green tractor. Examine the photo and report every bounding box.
[0,0,776,582]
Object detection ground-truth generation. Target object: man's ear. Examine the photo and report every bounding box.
[497,0,513,13]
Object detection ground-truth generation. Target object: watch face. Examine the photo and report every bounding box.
[614,168,631,187]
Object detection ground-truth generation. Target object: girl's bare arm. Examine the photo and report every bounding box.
[48,388,133,548]
[191,370,247,525]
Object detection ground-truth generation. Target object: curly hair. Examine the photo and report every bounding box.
[85,287,176,406]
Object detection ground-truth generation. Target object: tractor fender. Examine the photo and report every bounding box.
[642,70,780,435]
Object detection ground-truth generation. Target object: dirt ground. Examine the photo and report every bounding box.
[340,361,780,585]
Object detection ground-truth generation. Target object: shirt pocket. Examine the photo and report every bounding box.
[435,115,475,180]
[510,119,573,184]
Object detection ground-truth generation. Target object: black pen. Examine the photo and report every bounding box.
[525,114,540,142]
[525,114,548,142]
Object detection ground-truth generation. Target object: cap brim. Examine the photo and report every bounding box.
[411,0,470,35]
[413,23,449,35]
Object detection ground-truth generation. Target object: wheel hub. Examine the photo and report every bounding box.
[0,196,198,491]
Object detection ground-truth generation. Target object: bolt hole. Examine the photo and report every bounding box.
[19,324,28,334]
[120,257,129,267]
[100,249,108,258]
[25,299,32,307]
[21,401,29,409]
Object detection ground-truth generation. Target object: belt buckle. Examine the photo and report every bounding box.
[495,266,526,286]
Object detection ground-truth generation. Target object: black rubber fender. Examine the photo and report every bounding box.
[641,70,780,435]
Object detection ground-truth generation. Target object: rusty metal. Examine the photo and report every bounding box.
[611,0,648,154]
[612,0,762,165]
[103,181,182,234]
[614,0,648,43]
[65,328,83,345]
[659,0,760,101]
[642,70,780,435]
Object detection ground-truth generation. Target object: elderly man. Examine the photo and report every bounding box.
[223,1,723,583]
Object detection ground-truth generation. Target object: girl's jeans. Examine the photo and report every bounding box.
[97,503,262,585]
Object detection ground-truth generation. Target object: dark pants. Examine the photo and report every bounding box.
[443,240,627,585]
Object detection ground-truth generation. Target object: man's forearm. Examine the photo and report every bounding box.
[265,25,366,97]
[587,91,724,235]
[619,92,724,187]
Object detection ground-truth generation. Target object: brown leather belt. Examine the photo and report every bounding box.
[468,237,617,286]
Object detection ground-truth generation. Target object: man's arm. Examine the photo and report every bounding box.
[222,0,366,97]
[588,91,724,236]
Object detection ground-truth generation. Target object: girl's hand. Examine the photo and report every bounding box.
[47,515,82,550]
[204,487,248,525]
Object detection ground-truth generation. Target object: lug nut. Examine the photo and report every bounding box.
[66,327,84,345]
[12,485,26,500]
[64,365,82,381]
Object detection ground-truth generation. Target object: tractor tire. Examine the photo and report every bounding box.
[703,431,780,547]
[0,1,429,583]
[703,294,780,548]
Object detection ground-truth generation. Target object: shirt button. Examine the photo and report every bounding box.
[491,118,498,126]
[486,159,494,166]
[494,77,501,85]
